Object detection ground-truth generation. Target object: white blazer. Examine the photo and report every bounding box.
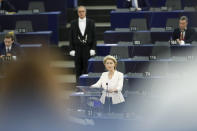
[91,70,125,104]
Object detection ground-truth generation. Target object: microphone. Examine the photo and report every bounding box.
[106,83,109,96]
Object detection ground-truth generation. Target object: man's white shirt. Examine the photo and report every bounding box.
[78,17,86,36]
[69,17,96,57]
[6,46,12,53]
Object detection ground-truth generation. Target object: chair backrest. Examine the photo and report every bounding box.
[28,1,45,13]
[15,20,33,32]
[147,61,169,76]
[0,25,2,32]
[110,46,129,59]
[166,18,179,30]
[148,41,170,76]
[122,77,130,95]
[184,7,196,11]
[0,33,4,42]
[192,41,197,45]
[88,73,102,77]
[193,27,197,32]
[151,41,171,59]
[117,61,126,74]
[132,32,152,44]
[130,18,148,31]
[165,0,182,10]
[183,0,195,7]
[94,56,104,61]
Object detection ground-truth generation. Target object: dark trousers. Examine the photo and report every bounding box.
[103,97,125,113]
[75,45,90,83]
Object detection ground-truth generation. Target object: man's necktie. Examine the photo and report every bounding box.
[180,31,184,40]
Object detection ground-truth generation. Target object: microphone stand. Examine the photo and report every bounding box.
[106,83,111,113]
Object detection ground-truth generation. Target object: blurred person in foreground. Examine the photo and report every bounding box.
[0,50,82,131]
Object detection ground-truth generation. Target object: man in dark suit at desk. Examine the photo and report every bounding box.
[0,0,15,12]
[69,6,96,82]
[0,33,23,59]
[172,16,195,44]
[126,0,150,11]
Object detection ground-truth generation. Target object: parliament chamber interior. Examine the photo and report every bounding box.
[1,0,197,131]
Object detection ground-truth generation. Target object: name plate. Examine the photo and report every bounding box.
[130,26,137,31]
[161,7,168,11]
[165,26,173,31]
[112,54,119,59]
[0,10,6,14]
[149,56,157,60]
[143,72,151,77]
[170,40,177,45]
[133,41,141,45]
[1,56,12,61]
[187,56,194,60]
[17,28,26,33]
[33,9,40,13]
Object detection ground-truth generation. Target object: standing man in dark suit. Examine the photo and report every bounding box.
[126,0,150,11]
[0,33,23,59]
[69,6,96,82]
[172,16,195,44]
[0,0,16,12]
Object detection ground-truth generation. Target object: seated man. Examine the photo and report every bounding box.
[172,16,195,44]
[126,0,150,11]
[0,0,16,12]
[0,33,23,59]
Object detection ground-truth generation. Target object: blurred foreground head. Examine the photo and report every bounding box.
[0,49,73,131]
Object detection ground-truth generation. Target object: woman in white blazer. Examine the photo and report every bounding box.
[91,55,125,112]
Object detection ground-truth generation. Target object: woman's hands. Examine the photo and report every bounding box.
[108,88,118,93]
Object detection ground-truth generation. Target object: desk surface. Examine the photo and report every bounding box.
[96,43,197,57]
[0,31,52,35]
[89,57,189,62]
[0,31,52,45]
[116,0,197,8]
[0,12,60,44]
[110,10,197,29]
[0,11,61,16]
[97,43,197,47]
[79,74,180,87]
[88,56,194,73]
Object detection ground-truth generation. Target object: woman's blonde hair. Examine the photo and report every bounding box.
[103,55,118,69]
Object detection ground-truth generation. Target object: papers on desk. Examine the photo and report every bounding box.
[6,12,16,15]
[106,44,118,46]
[180,40,185,45]
[75,92,84,95]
